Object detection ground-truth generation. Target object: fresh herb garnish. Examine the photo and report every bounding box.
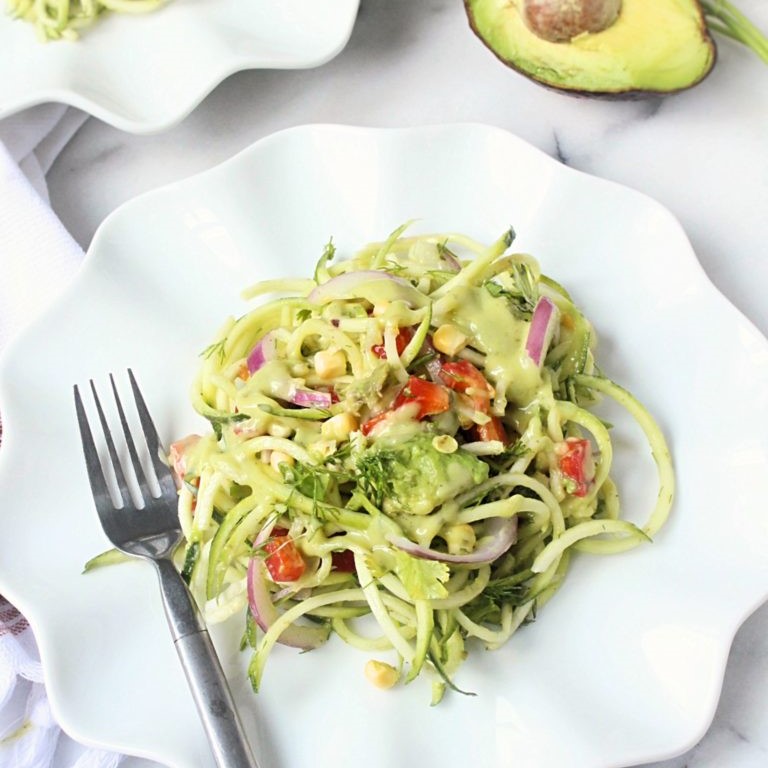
[484,262,538,320]
[280,449,354,520]
[258,403,332,421]
[200,338,226,362]
[206,412,250,440]
[354,449,398,509]
[314,238,336,284]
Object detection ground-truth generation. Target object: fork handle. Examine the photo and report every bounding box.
[154,558,260,768]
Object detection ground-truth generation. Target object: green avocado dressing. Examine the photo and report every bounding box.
[446,286,543,407]
[358,434,489,518]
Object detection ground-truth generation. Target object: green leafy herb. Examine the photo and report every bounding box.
[436,240,460,266]
[314,238,336,284]
[464,573,531,625]
[200,338,226,362]
[408,351,438,373]
[354,449,396,509]
[392,550,450,600]
[258,403,332,421]
[296,308,312,323]
[427,639,476,699]
[206,412,250,440]
[484,262,538,320]
[280,453,353,520]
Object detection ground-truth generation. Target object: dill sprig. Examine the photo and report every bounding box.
[484,262,539,320]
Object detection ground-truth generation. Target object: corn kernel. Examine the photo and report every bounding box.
[432,324,468,356]
[312,439,337,460]
[314,348,347,380]
[270,451,295,473]
[432,434,458,454]
[444,523,477,555]
[321,412,359,442]
[364,659,400,689]
[268,422,293,438]
[372,301,390,317]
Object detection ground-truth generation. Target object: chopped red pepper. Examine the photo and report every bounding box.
[372,326,414,359]
[264,530,306,582]
[331,549,356,573]
[361,375,450,435]
[360,410,392,436]
[392,376,450,418]
[438,360,507,443]
[168,434,201,484]
[471,415,508,445]
[439,360,493,412]
[557,437,594,497]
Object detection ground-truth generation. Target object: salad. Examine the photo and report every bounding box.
[6,0,167,41]
[170,225,674,703]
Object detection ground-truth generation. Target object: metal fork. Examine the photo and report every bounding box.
[74,370,258,768]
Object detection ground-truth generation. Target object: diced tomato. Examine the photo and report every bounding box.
[360,410,392,436]
[169,434,201,484]
[557,438,594,497]
[331,549,356,573]
[439,360,493,412]
[361,376,450,435]
[264,532,306,582]
[372,327,414,359]
[471,415,508,445]
[393,376,450,418]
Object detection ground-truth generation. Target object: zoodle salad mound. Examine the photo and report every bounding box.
[6,0,167,41]
[171,225,674,702]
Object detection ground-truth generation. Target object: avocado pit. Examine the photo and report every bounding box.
[523,0,622,42]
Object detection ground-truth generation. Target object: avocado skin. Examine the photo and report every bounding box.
[464,0,717,98]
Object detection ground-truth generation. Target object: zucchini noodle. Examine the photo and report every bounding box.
[6,0,167,41]
[170,225,674,703]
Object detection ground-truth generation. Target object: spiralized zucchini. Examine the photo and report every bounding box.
[172,225,674,702]
[6,0,167,41]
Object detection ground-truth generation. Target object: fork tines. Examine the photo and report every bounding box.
[74,370,176,515]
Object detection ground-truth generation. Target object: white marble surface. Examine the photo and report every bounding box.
[29,0,768,766]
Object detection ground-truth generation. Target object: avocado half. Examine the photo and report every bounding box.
[464,0,717,96]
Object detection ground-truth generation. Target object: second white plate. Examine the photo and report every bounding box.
[0,0,360,133]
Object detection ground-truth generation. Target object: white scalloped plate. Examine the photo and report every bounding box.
[0,0,359,133]
[1,124,767,768]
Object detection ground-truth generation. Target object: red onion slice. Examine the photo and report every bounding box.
[386,517,518,565]
[308,270,428,308]
[246,557,330,650]
[440,249,462,273]
[525,297,560,367]
[289,387,333,409]
[246,331,278,374]
[424,356,444,383]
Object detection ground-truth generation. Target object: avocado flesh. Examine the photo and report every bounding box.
[465,0,716,95]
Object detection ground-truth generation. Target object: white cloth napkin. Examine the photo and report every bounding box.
[0,105,122,768]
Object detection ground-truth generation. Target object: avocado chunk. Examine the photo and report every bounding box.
[464,0,717,95]
[356,435,489,516]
